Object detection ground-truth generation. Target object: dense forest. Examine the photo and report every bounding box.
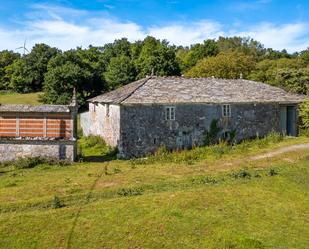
[0,36,308,105]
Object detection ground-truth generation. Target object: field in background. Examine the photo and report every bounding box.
[0,92,41,105]
[0,135,308,248]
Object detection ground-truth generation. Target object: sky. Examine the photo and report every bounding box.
[0,0,308,52]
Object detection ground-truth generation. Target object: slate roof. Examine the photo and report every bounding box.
[89,76,308,104]
[0,104,71,113]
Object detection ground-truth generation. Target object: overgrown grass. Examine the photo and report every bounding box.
[77,135,118,161]
[0,157,71,170]
[0,91,41,105]
[130,131,284,166]
[0,135,308,248]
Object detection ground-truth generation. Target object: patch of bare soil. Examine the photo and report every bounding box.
[251,143,309,160]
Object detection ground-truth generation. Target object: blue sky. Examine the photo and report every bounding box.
[0,0,308,52]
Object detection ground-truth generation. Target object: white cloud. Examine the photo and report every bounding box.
[149,21,224,46]
[232,22,309,52]
[0,4,308,52]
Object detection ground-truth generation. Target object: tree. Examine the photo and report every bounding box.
[249,58,308,94]
[217,36,265,58]
[104,55,136,89]
[177,39,219,71]
[300,48,309,64]
[0,50,20,90]
[185,51,256,79]
[9,44,59,92]
[274,67,309,94]
[135,36,181,78]
[41,47,106,105]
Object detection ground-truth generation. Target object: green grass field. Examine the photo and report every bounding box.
[0,135,309,249]
[0,92,41,105]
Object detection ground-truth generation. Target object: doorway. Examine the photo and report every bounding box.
[280,106,296,136]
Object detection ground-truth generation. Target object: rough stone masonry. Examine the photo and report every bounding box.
[81,76,308,158]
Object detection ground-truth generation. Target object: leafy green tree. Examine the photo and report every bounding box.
[104,55,136,89]
[300,48,309,63]
[135,36,181,78]
[0,50,20,90]
[274,67,309,94]
[9,44,59,92]
[249,58,308,94]
[41,61,84,104]
[217,36,265,58]
[41,47,106,105]
[99,38,132,65]
[262,48,293,60]
[185,52,256,79]
[177,39,219,71]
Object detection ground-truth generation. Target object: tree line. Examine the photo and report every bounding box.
[0,36,308,105]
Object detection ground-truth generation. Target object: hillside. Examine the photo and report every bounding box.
[0,92,41,105]
[0,135,309,248]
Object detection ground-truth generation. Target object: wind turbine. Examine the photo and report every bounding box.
[16,39,29,55]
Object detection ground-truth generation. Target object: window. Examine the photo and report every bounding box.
[222,104,231,117]
[165,106,175,120]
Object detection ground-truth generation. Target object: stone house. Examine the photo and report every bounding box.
[0,98,78,162]
[80,76,307,158]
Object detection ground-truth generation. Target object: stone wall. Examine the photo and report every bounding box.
[80,111,90,136]
[118,103,282,157]
[81,103,120,147]
[0,140,77,162]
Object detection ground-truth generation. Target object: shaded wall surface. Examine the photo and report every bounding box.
[0,140,76,162]
[118,103,283,157]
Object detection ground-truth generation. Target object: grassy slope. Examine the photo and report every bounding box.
[0,92,41,105]
[0,137,308,248]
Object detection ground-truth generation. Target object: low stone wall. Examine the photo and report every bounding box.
[0,139,77,162]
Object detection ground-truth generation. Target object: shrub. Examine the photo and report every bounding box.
[299,99,309,129]
[52,196,64,209]
[117,187,144,197]
[13,157,44,169]
[83,135,107,148]
[203,119,222,145]
[231,169,251,179]
[191,176,218,185]
[78,135,117,160]
[11,157,70,169]
[268,168,278,176]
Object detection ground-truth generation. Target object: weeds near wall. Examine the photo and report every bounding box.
[203,119,222,146]
[130,131,285,166]
[2,157,71,169]
[77,135,117,162]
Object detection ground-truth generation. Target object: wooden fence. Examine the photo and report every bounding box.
[0,112,73,138]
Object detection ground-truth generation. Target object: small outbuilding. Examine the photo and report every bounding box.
[0,98,78,162]
[80,76,307,158]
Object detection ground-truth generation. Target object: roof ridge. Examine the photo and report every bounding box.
[117,76,152,103]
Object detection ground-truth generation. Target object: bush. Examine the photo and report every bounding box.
[11,157,70,169]
[203,119,222,145]
[52,196,64,209]
[117,187,144,197]
[83,135,107,148]
[268,168,278,176]
[231,169,251,179]
[299,99,309,129]
[13,157,44,169]
[300,128,309,137]
[78,135,117,160]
